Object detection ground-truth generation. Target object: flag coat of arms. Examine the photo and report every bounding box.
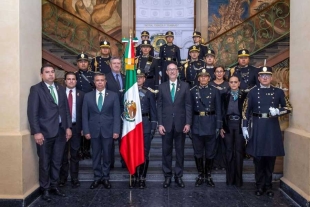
[120,36,145,175]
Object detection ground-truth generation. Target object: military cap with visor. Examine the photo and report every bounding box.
[77,52,89,61]
[238,49,250,57]
[100,40,111,48]
[198,69,210,77]
[165,31,174,37]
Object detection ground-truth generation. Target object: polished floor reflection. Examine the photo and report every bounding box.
[29,181,298,207]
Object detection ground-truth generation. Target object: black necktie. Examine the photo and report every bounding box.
[115,74,121,89]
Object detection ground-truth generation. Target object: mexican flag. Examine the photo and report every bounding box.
[120,36,145,175]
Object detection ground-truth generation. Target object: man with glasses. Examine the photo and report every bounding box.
[229,49,259,91]
[242,66,292,197]
[190,69,222,187]
[157,63,192,188]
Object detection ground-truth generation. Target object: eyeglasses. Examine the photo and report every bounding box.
[259,74,272,78]
[167,68,178,71]
[229,81,238,84]
[215,71,224,74]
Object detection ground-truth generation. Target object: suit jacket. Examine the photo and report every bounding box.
[82,90,121,139]
[157,81,192,133]
[27,82,72,138]
[105,72,125,111]
[74,89,85,133]
[221,89,247,134]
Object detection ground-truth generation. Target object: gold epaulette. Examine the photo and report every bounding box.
[143,86,159,94]
[229,67,236,77]
[190,85,197,91]
[244,85,257,93]
[134,57,139,65]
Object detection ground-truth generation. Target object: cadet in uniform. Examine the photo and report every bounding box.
[135,40,158,89]
[75,53,95,159]
[190,69,222,187]
[129,70,157,189]
[159,31,181,83]
[180,45,205,88]
[136,31,154,57]
[229,49,259,91]
[203,49,216,81]
[242,66,292,197]
[90,40,112,74]
[187,31,206,60]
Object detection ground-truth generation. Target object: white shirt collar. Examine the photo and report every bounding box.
[66,87,76,93]
[260,84,270,88]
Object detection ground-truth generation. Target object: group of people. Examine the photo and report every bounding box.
[27,30,292,203]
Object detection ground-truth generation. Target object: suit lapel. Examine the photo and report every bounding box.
[55,83,61,105]
[173,82,181,101]
[165,82,172,103]
[92,91,100,112]
[102,90,109,110]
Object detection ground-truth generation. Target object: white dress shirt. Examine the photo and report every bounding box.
[96,89,106,106]
[169,80,177,96]
[66,87,76,123]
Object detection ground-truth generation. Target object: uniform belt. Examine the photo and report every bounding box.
[146,76,154,79]
[227,115,240,120]
[163,57,176,61]
[252,113,271,118]
[142,113,150,117]
[194,111,215,116]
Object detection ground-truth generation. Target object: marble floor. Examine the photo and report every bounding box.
[29,181,298,207]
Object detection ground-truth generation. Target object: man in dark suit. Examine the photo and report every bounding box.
[59,72,85,188]
[105,56,126,168]
[27,65,72,202]
[83,73,121,189]
[157,63,192,188]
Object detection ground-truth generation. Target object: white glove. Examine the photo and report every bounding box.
[242,127,249,140]
[269,107,280,116]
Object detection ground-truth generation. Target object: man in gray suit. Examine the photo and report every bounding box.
[27,64,72,202]
[157,63,192,188]
[82,73,121,189]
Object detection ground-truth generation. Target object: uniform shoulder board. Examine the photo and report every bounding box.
[244,85,257,93]
[229,67,236,76]
[190,85,197,91]
[143,86,159,94]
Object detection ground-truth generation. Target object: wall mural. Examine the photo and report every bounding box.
[48,0,122,40]
[207,0,277,40]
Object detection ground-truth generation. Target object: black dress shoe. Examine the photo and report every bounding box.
[175,177,185,188]
[71,180,80,188]
[206,177,215,187]
[255,189,264,196]
[266,190,274,197]
[195,176,204,187]
[90,180,101,189]
[50,187,66,197]
[102,179,112,189]
[58,180,66,187]
[139,179,146,189]
[42,190,51,202]
[163,177,171,188]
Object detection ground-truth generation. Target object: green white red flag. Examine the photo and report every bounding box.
[120,36,145,175]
